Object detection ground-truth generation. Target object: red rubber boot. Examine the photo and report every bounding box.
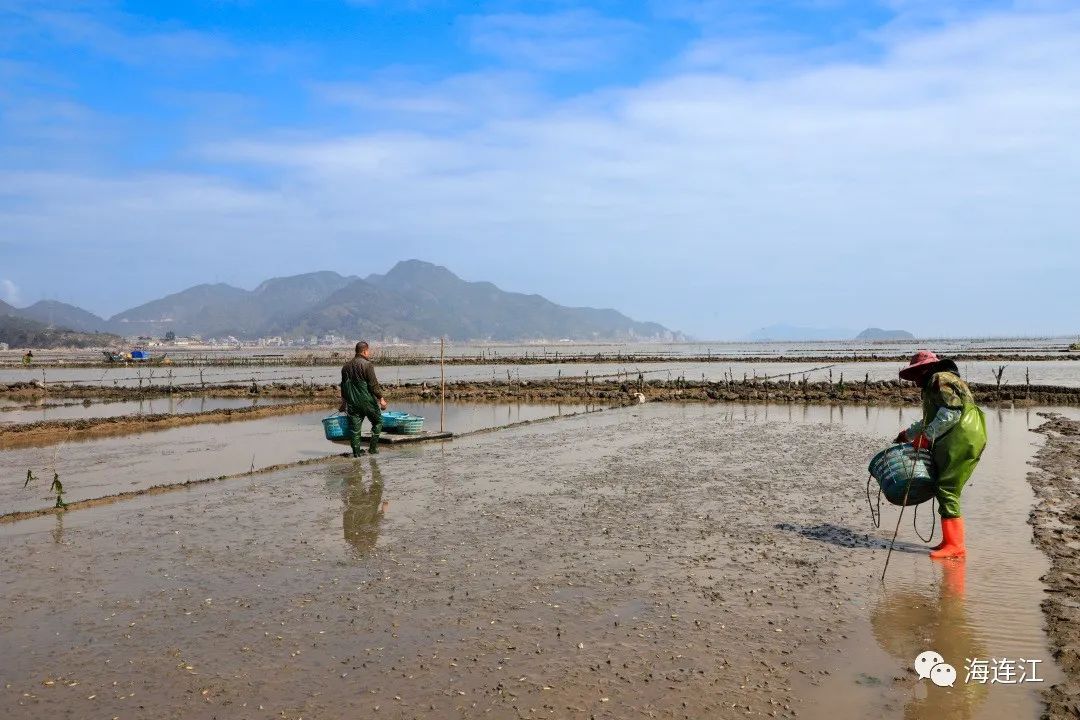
[931,522,946,551]
[930,517,966,559]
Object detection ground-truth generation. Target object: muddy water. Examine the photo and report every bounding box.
[3,359,1080,388]
[0,396,296,425]
[0,404,1060,720]
[786,405,1063,720]
[1,402,593,514]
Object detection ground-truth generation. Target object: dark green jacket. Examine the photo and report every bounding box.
[341,356,383,412]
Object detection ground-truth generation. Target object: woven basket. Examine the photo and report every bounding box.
[868,443,937,506]
[322,414,351,441]
[398,415,425,435]
[381,411,409,431]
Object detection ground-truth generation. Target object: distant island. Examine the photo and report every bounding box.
[855,328,916,341]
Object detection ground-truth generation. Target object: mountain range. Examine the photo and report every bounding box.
[2,261,679,344]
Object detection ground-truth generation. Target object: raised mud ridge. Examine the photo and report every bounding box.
[0,400,331,449]
[1029,414,1080,719]
[3,351,1080,369]
[4,378,1080,406]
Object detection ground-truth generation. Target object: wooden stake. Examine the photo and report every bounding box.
[440,337,445,433]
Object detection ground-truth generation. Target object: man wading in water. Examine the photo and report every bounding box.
[340,341,388,457]
[894,351,987,559]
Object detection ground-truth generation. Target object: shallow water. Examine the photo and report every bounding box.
[0,401,594,513]
[792,405,1072,720]
[0,396,296,425]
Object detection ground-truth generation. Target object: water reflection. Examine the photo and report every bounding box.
[871,561,989,719]
[341,459,387,557]
[51,512,64,545]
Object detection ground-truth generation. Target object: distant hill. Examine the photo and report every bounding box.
[16,300,109,333]
[110,272,356,337]
[855,327,915,341]
[746,324,858,342]
[110,282,259,337]
[0,313,119,349]
[16,262,678,342]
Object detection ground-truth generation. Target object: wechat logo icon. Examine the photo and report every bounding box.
[914,650,957,687]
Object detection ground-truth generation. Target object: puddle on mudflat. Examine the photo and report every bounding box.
[0,396,297,425]
[0,401,594,513]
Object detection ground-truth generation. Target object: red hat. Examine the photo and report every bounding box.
[899,350,942,381]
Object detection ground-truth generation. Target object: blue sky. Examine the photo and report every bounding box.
[1,0,1078,339]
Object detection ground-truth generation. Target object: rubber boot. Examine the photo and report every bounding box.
[929,517,966,559]
[930,526,946,552]
[368,434,379,455]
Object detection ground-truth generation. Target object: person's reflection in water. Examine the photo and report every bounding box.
[341,459,387,557]
[871,560,988,719]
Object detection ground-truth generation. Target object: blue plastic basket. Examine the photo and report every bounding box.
[398,415,425,435]
[381,411,410,431]
[322,414,351,441]
[868,443,937,506]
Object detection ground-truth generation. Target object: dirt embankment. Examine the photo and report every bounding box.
[3,351,1079,369]
[0,400,334,449]
[4,378,1080,406]
[1029,413,1080,719]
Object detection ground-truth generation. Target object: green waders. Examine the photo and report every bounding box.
[343,377,382,456]
[932,403,986,518]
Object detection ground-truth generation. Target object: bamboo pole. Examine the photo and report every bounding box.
[440,337,445,433]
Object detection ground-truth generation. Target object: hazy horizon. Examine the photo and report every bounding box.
[2,1,1078,339]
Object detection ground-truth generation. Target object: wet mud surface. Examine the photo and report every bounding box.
[1,402,593,515]
[0,400,333,450]
[0,404,1059,719]
[1028,412,1080,719]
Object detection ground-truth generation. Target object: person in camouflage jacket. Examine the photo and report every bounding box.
[895,350,987,559]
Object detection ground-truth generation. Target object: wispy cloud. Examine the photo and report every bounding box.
[1,279,20,305]
[463,10,642,70]
[2,0,235,65]
[315,71,543,126]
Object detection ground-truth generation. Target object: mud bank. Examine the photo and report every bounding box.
[1029,413,1080,719]
[0,396,297,425]
[4,351,1079,370]
[0,400,334,449]
[6,377,1080,407]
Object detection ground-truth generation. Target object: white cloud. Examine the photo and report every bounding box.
[315,71,544,125]
[1,279,20,305]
